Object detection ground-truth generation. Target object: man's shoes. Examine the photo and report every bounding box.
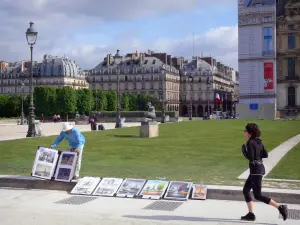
[278,205,288,221]
[241,212,256,221]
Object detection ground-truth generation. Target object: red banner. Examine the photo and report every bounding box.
[264,62,274,90]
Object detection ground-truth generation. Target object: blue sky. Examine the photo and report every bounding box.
[0,0,238,69]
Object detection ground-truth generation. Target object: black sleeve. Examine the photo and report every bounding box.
[262,145,268,158]
[246,141,255,162]
[242,144,249,159]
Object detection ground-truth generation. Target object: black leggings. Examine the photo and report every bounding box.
[243,175,271,204]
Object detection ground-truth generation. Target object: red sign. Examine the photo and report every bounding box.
[264,62,274,90]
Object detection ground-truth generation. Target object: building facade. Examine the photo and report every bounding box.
[179,57,238,117]
[0,54,88,94]
[88,50,181,111]
[276,0,300,117]
[237,0,277,119]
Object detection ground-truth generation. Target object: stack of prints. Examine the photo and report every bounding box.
[164,181,193,200]
[54,151,78,182]
[92,178,124,196]
[116,178,146,198]
[71,177,101,195]
[140,180,169,199]
[32,147,59,180]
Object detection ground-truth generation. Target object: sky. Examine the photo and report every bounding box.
[0,0,238,70]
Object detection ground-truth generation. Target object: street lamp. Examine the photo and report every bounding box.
[220,86,224,111]
[160,69,166,123]
[115,66,121,128]
[25,21,38,137]
[188,74,193,120]
[20,81,25,125]
[206,77,210,117]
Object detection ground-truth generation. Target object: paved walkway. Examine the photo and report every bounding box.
[0,122,141,141]
[238,134,300,180]
[0,188,298,225]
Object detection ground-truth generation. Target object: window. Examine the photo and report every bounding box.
[263,27,273,52]
[288,86,296,107]
[142,82,145,89]
[125,76,128,81]
[288,25,295,30]
[263,17,272,22]
[288,58,296,77]
[125,83,128,90]
[288,33,295,49]
[133,83,136,89]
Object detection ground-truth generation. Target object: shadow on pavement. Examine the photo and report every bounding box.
[123,215,277,225]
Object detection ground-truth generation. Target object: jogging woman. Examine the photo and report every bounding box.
[241,123,288,221]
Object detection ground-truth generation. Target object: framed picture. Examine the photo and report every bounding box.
[191,184,207,200]
[116,178,146,198]
[54,151,77,182]
[71,177,101,195]
[140,180,169,200]
[92,178,124,196]
[32,147,60,180]
[164,181,193,201]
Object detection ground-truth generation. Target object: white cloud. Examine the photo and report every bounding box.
[0,0,238,70]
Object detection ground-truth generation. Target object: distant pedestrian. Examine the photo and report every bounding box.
[53,114,57,123]
[49,122,86,179]
[241,123,288,221]
[57,114,61,122]
[41,114,44,123]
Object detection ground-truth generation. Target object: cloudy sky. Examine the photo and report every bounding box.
[0,0,238,70]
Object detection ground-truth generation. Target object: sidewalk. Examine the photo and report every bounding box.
[0,188,299,225]
[0,122,141,141]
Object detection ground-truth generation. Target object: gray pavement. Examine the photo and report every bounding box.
[0,122,141,141]
[0,188,299,225]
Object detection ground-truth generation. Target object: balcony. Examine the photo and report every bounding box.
[286,76,300,81]
[262,51,275,57]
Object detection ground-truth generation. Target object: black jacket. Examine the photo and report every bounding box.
[242,137,268,175]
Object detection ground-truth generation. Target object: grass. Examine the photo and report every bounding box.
[267,143,300,180]
[0,119,299,185]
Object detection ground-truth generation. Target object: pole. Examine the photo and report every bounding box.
[115,69,121,128]
[26,46,36,137]
[161,72,166,123]
[189,81,192,120]
[96,89,98,112]
[21,87,24,125]
[225,93,227,113]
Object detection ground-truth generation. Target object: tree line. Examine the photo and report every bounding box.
[0,86,161,118]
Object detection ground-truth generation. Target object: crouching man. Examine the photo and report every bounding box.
[49,122,86,180]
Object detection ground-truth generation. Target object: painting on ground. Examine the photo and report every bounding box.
[71,177,101,195]
[32,147,59,180]
[164,181,193,200]
[116,179,146,198]
[140,180,169,199]
[191,184,207,200]
[54,151,77,182]
[92,178,124,196]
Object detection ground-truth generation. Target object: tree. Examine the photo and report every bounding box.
[76,88,93,115]
[0,95,10,117]
[128,93,137,111]
[6,94,21,117]
[93,89,107,111]
[56,87,76,120]
[121,93,129,111]
[105,91,117,111]
[33,86,57,116]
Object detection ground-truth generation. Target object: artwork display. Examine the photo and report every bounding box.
[191,185,208,200]
[54,151,77,182]
[71,177,101,195]
[164,181,193,200]
[32,147,59,180]
[92,178,124,196]
[140,180,169,199]
[116,178,146,198]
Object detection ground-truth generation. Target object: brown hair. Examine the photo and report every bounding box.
[245,123,261,138]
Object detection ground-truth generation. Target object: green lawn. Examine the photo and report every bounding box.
[0,119,299,185]
[267,143,300,180]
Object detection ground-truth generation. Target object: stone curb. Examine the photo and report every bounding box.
[0,176,299,204]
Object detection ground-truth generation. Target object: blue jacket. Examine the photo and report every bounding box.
[51,127,85,150]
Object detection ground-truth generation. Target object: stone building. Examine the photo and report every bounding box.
[0,54,87,94]
[88,50,181,111]
[237,0,277,119]
[179,57,238,117]
[276,0,300,117]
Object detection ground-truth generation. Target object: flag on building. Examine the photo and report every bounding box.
[216,93,221,103]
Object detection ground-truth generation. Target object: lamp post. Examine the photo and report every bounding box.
[25,21,38,137]
[115,66,121,128]
[160,69,166,123]
[220,86,224,111]
[188,74,193,120]
[231,90,234,117]
[20,81,25,125]
[206,78,210,118]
